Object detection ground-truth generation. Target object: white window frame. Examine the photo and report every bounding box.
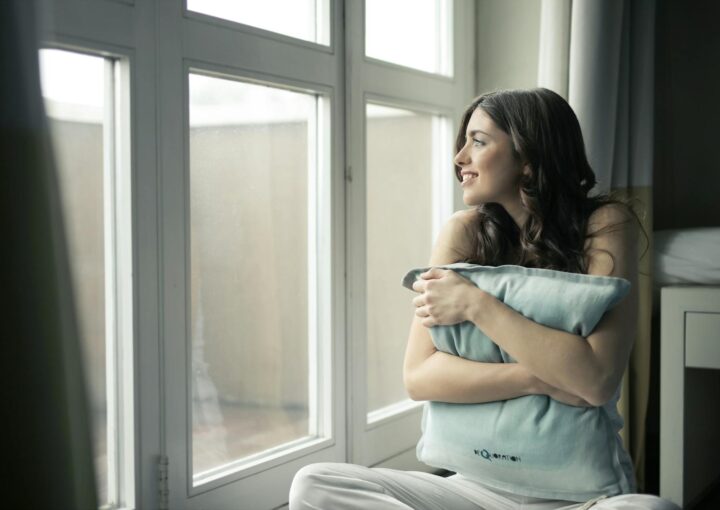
[158,1,346,508]
[38,0,160,508]
[38,0,475,508]
[345,0,475,468]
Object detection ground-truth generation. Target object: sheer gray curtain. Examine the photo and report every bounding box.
[1,0,98,507]
[538,0,655,492]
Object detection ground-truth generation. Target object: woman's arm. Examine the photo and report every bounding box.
[404,314,591,405]
[403,314,536,403]
[403,210,593,406]
[454,204,639,406]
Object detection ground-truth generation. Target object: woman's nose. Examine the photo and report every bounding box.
[453,147,468,167]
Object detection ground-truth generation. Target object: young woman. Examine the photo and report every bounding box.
[288,88,680,510]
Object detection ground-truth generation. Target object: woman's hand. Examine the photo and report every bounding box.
[411,267,485,327]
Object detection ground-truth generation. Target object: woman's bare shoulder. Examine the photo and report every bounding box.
[451,207,480,225]
[586,203,635,235]
[584,203,639,277]
[449,209,479,244]
[429,209,477,264]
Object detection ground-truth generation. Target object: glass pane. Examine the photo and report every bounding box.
[187,0,330,45]
[365,0,452,75]
[189,74,315,480]
[366,103,435,416]
[39,49,109,504]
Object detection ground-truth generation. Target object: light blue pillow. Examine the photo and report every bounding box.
[401,263,636,502]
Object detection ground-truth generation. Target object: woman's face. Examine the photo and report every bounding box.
[454,107,528,207]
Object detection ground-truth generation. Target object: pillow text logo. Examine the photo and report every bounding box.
[473,448,521,463]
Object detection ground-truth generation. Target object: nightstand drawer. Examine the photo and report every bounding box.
[685,312,720,369]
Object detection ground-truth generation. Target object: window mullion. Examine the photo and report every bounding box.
[102,56,120,508]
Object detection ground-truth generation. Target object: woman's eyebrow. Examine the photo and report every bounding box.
[467,129,492,138]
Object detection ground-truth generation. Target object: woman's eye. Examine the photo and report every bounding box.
[472,138,485,146]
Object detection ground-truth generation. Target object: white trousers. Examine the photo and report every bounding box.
[288,462,681,510]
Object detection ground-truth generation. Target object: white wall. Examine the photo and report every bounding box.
[475,0,541,95]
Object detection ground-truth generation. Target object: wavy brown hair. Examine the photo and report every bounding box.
[454,88,648,275]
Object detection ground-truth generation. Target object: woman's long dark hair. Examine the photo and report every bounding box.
[454,88,648,275]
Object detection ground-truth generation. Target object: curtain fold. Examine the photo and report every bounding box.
[0,0,98,507]
[538,0,656,493]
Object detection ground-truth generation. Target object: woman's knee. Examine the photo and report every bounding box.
[288,462,347,510]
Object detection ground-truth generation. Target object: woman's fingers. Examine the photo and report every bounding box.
[421,267,446,279]
[415,306,430,317]
[412,279,426,292]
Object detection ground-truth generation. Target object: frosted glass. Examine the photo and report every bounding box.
[40,48,109,505]
[365,0,452,75]
[189,74,315,480]
[366,103,435,417]
[187,0,329,45]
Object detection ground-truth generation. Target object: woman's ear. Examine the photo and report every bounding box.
[522,163,532,178]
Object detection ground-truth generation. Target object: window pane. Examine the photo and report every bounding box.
[39,49,109,505]
[189,74,316,482]
[187,0,330,45]
[366,103,435,417]
[365,0,452,75]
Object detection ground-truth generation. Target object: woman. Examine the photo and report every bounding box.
[288,88,679,509]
